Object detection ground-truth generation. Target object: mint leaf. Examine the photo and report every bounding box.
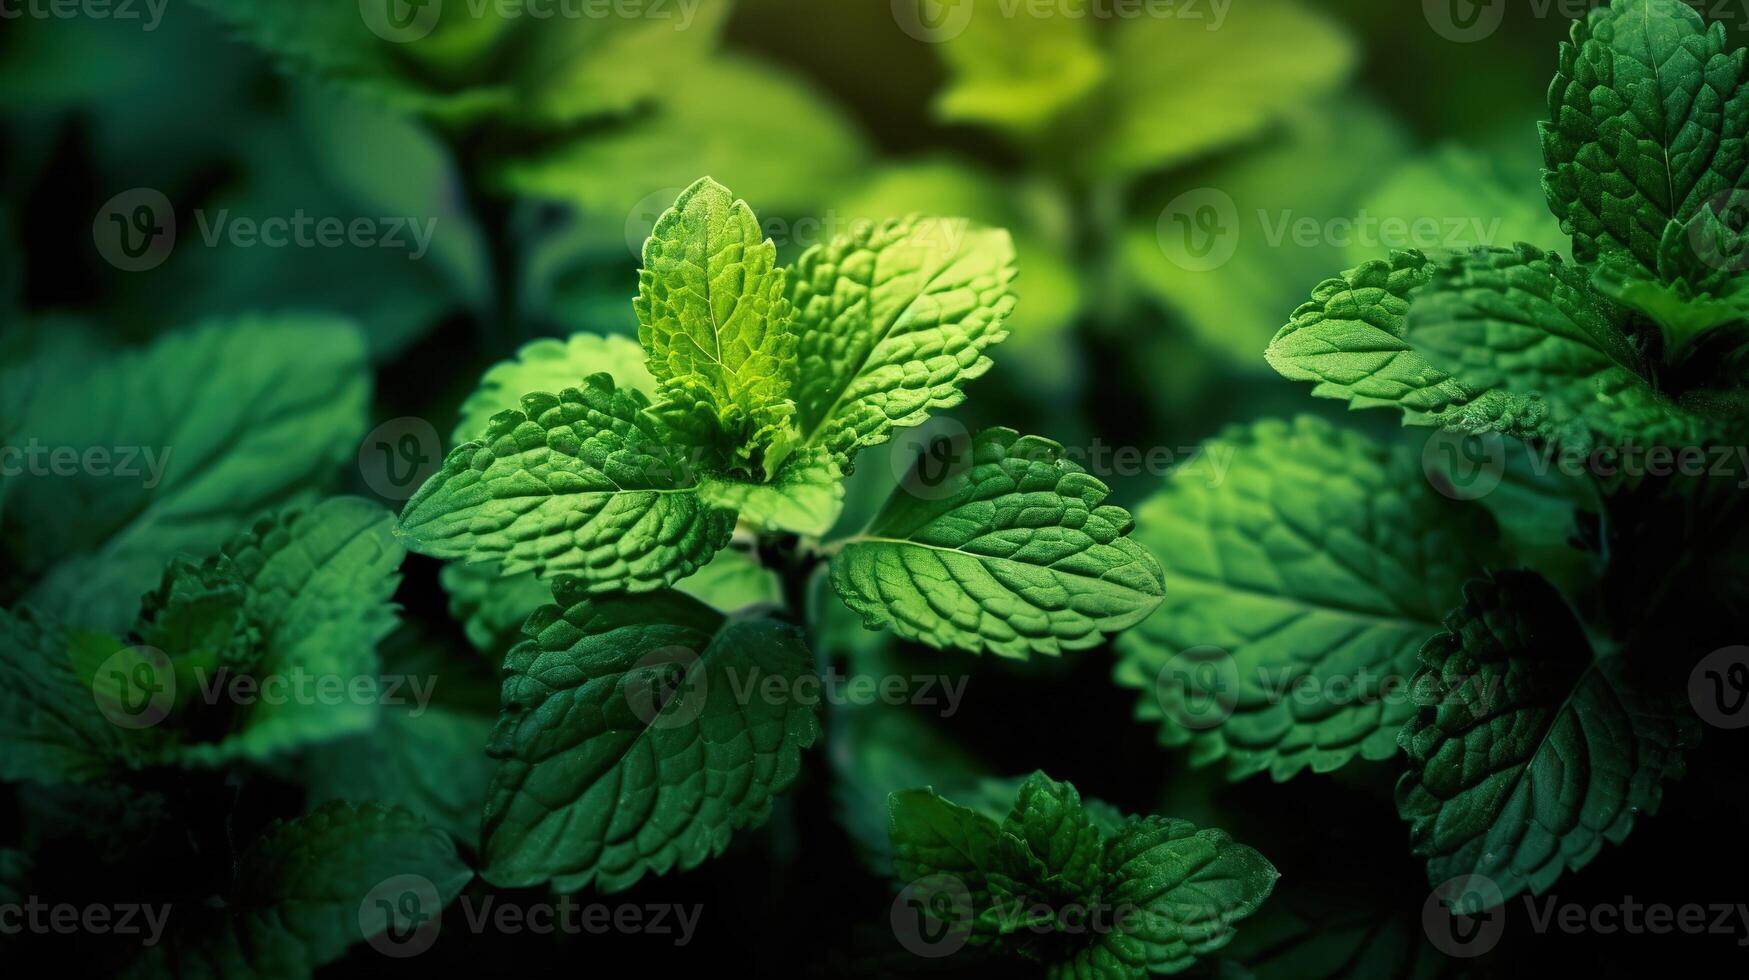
[453,332,656,445]
[2,317,369,632]
[1088,1,1353,177]
[888,772,1278,978]
[482,586,820,892]
[400,374,735,588]
[1114,417,1505,782]
[1542,0,1749,275]
[1409,244,1710,447]
[932,4,1107,135]
[440,561,553,660]
[1269,246,1717,448]
[790,217,1016,467]
[830,428,1164,659]
[676,547,782,612]
[170,497,405,767]
[301,707,495,846]
[495,55,869,220]
[698,447,845,537]
[128,801,471,978]
[1396,570,1699,911]
[1266,250,1463,420]
[0,607,136,783]
[635,177,798,477]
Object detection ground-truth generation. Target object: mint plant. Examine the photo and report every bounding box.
[1117,0,1747,915]
[397,177,1173,894]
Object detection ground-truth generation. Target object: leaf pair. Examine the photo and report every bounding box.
[888,772,1277,978]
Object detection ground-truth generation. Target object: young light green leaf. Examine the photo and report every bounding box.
[790,217,1016,467]
[482,586,820,893]
[126,801,472,979]
[635,177,798,476]
[932,4,1107,135]
[1114,417,1505,782]
[1541,0,1749,275]
[2,317,368,632]
[495,55,869,220]
[400,374,735,588]
[1396,570,1699,912]
[171,497,405,767]
[1088,0,1354,176]
[830,428,1164,659]
[698,447,845,537]
[453,332,656,444]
